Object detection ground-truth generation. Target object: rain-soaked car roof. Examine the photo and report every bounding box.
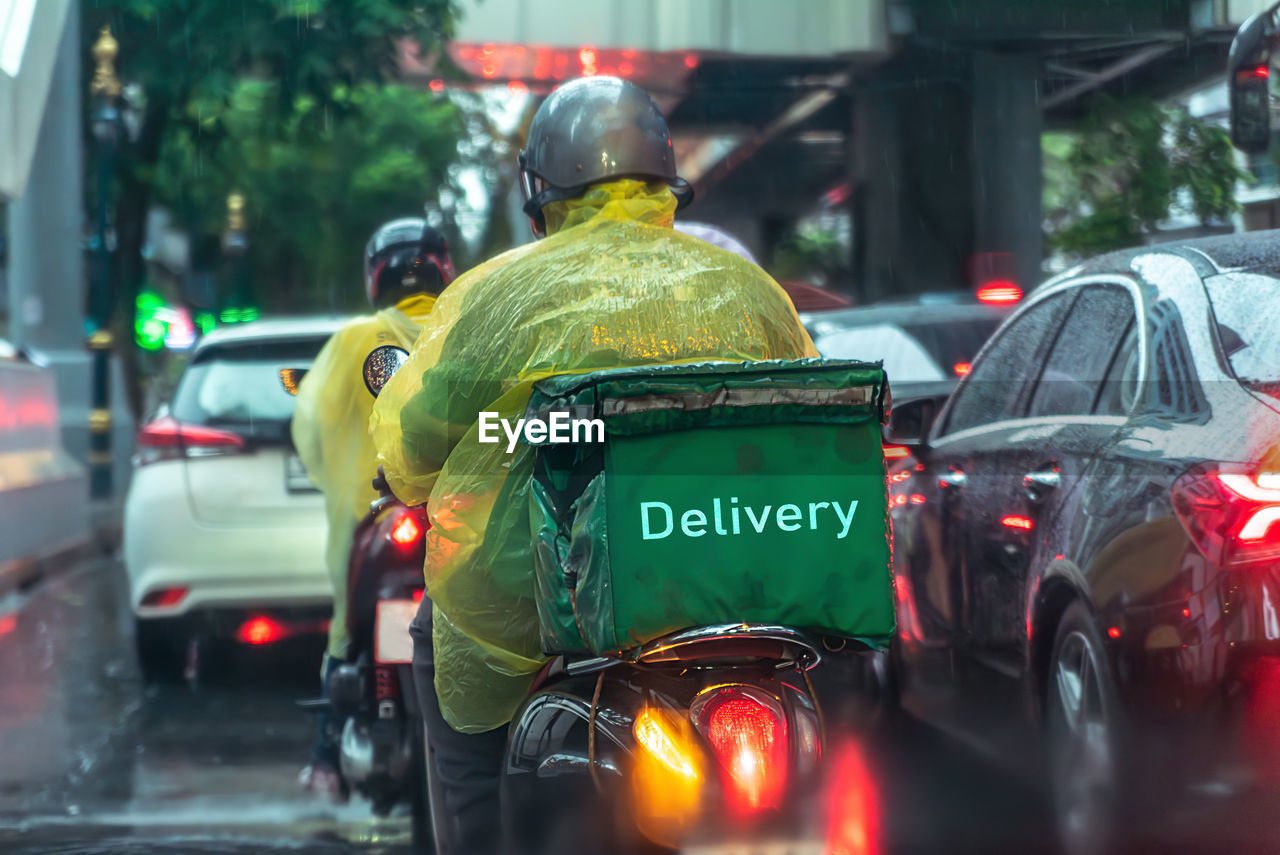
[194,316,350,353]
[1063,229,1280,281]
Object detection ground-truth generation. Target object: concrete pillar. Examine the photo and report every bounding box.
[853,46,1044,300]
[8,4,85,352]
[971,52,1043,294]
[7,3,92,466]
[853,46,975,302]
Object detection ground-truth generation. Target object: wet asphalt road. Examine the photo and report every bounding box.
[0,557,415,855]
[0,554,1057,855]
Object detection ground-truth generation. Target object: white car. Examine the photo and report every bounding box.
[124,316,348,678]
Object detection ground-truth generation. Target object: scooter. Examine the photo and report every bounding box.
[478,360,893,854]
[323,476,429,839]
[356,355,891,854]
[292,346,432,848]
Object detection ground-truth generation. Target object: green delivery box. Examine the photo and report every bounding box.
[526,359,894,658]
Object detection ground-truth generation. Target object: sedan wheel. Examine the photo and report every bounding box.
[1047,603,1121,855]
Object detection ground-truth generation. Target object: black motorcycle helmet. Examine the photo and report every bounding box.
[364,218,456,309]
[519,76,693,238]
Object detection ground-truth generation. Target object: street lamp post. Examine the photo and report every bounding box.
[87,25,123,498]
[222,192,250,320]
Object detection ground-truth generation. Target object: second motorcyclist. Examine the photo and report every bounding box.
[291,218,455,798]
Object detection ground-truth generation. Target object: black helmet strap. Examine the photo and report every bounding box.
[521,180,588,238]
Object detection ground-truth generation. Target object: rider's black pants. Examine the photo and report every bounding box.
[410,599,509,855]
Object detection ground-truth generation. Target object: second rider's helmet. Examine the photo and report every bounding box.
[518,76,693,237]
[364,218,456,309]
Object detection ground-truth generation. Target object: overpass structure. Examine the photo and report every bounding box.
[433,0,1265,301]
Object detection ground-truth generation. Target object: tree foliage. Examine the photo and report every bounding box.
[1044,96,1247,258]
[81,0,460,409]
[773,224,851,288]
[152,79,462,311]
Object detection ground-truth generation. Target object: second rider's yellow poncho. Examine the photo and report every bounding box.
[370,179,817,732]
[292,293,437,660]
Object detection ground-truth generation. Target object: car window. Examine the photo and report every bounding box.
[814,323,947,383]
[171,337,329,440]
[811,315,1003,382]
[940,290,1077,436]
[1147,300,1208,417]
[1203,271,1280,401]
[1095,321,1141,416]
[1027,285,1136,418]
[897,317,1002,376]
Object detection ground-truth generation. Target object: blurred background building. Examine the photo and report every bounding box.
[425,0,1279,300]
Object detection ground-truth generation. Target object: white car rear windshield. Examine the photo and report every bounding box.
[171,337,329,441]
[813,317,1000,384]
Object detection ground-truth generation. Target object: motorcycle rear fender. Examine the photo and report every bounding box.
[505,665,825,783]
[505,671,643,780]
[347,502,427,657]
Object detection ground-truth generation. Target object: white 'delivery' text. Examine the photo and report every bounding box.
[640,497,860,540]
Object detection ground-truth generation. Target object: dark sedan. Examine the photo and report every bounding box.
[885,233,1280,855]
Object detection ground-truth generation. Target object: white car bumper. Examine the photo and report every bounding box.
[124,464,330,618]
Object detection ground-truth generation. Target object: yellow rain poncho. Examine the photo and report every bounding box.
[291,292,438,660]
[370,179,817,732]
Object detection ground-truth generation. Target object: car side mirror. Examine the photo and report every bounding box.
[883,396,940,448]
[278,368,308,396]
[1230,5,1279,154]
[363,345,410,397]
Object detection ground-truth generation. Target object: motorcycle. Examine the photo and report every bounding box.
[442,360,892,854]
[326,477,429,835]
[289,346,432,848]
[348,354,891,854]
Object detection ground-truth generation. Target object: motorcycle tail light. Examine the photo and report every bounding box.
[1172,465,1280,568]
[694,686,788,814]
[390,512,423,547]
[135,416,246,466]
[632,706,704,846]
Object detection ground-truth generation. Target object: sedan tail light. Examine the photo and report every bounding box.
[135,416,246,466]
[1172,465,1280,568]
[693,686,788,813]
[975,281,1023,304]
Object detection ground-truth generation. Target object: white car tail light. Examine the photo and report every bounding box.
[135,416,246,466]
